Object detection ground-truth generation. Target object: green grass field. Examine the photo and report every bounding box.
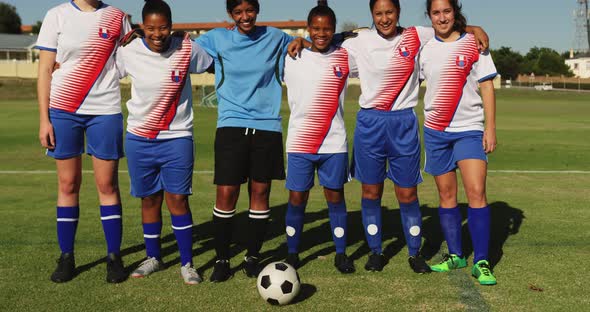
[1,80,589,311]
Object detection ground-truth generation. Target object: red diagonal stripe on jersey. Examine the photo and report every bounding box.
[129,38,192,139]
[289,48,349,153]
[50,7,125,112]
[372,27,420,111]
[425,36,479,131]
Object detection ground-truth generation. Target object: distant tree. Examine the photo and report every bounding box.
[0,2,22,34]
[490,47,524,80]
[525,47,573,77]
[340,21,359,32]
[31,20,42,34]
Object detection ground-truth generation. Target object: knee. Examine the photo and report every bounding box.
[96,180,119,196]
[437,187,456,205]
[58,176,81,196]
[289,192,308,206]
[166,194,189,214]
[250,184,270,200]
[465,185,486,206]
[396,188,418,204]
[362,185,382,200]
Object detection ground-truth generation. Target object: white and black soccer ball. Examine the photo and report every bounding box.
[256,261,301,306]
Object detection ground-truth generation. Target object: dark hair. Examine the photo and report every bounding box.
[426,0,467,33]
[142,0,172,25]
[226,0,260,14]
[307,4,337,31]
[369,0,401,15]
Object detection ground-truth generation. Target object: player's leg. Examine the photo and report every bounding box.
[211,127,248,282]
[159,136,201,284]
[132,192,164,278]
[87,113,125,283]
[284,153,315,269]
[243,128,286,277]
[452,131,496,285]
[126,132,165,278]
[317,153,354,273]
[352,109,387,272]
[423,127,467,273]
[48,109,85,283]
[386,109,429,273]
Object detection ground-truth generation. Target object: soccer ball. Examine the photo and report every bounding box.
[256,261,301,305]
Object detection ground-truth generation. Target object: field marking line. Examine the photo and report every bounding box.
[0,170,589,175]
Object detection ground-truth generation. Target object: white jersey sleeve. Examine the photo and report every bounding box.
[36,8,60,51]
[421,34,497,132]
[190,41,213,74]
[284,47,350,154]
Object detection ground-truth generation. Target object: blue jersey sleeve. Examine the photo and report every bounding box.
[194,30,218,58]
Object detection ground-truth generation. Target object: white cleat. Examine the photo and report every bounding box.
[180,263,202,285]
[131,257,161,278]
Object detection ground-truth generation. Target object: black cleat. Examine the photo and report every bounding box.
[242,256,262,278]
[50,253,76,283]
[106,253,127,283]
[364,253,385,272]
[285,253,300,269]
[408,254,432,274]
[210,259,232,282]
[334,253,355,274]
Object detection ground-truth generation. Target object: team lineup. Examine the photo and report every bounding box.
[35,0,499,293]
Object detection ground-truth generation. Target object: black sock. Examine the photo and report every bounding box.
[246,209,270,258]
[213,207,235,261]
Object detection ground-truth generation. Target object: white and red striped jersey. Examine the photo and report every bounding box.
[420,34,497,132]
[341,26,434,111]
[116,36,213,139]
[284,47,349,154]
[35,2,130,115]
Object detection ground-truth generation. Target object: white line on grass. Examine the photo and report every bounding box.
[0,170,589,174]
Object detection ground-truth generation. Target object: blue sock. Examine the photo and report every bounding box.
[100,204,122,255]
[56,206,79,254]
[327,201,348,254]
[143,222,162,260]
[171,213,193,266]
[468,206,491,264]
[399,200,422,257]
[361,198,382,254]
[285,202,306,254]
[438,206,463,256]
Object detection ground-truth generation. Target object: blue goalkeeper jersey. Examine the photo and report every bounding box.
[195,26,293,132]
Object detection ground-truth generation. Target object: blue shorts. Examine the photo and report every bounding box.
[125,133,194,198]
[423,128,488,176]
[48,108,123,160]
[351,108,423,187]
[286,153,349,191]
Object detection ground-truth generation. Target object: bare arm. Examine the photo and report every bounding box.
[480,80,497,154]
[286,37,311,58]
[465,25,489,51]
[37,50,57,149]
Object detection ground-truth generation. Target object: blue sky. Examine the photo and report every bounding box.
[5,0,583,53]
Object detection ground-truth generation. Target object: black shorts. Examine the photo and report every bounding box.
[214,127,286,185]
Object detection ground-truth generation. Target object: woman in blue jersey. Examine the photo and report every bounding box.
[116,0,213,285]
[421,0,498,285]
[338,0,488,274]
[36,0,130,283]
[194,0,305,282]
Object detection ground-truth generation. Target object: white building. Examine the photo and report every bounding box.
[566,57,590,78]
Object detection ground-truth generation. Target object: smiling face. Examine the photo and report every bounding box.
[142,13,171,53]
[308,15,335,53]
[371,0,399,39]
[229,1,258,35]
[428,0,456,39]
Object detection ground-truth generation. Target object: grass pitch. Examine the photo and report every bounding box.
[0,82,589,311]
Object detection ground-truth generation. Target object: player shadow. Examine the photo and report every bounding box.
[420,201,524,269]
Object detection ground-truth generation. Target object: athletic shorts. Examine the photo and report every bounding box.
[423,127,487,176]
[214,127,285,185]
[125,133,194,198]
[351,108,423,187]
[286,152,350,192]
[47,108,123,160]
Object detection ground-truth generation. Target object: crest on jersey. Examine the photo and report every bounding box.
[98,28,111,40]
[399,46,411,58]
[456,55,467,68]
[171,70,183,83]
[333,65,343,78]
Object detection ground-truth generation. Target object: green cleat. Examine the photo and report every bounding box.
[430,254,467,272]
[472,260,497,285]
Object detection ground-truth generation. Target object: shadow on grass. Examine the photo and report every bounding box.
[76,200,523,277]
